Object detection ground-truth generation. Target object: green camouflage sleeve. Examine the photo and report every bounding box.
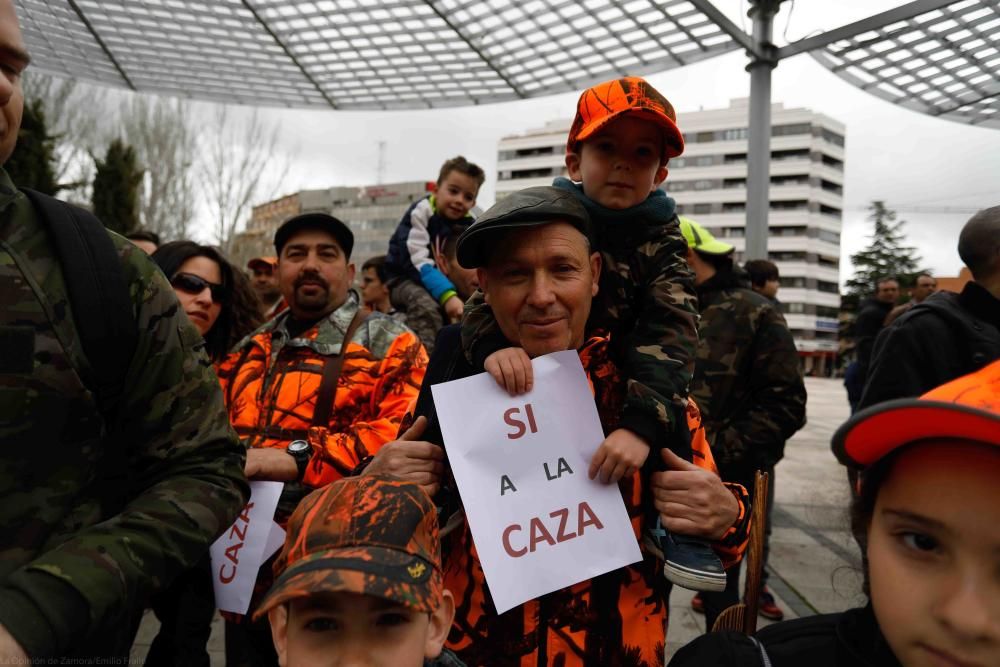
[460,288,510,368]
[2,240,249,655]
[712,308,807,468]
[618,224,699,449]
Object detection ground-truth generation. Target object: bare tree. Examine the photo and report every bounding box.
[120,95,198,241]
[200,106,288,255]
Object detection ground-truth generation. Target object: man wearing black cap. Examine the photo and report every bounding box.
[217,213,429,665]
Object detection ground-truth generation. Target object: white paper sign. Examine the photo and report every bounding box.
[210,480,287,615]
[432,350,642,613]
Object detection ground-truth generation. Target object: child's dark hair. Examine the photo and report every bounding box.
[151,241,263,361]
[848,449,901,597]
[438,156,485,189]
[361,255,390,283]
[745,259,779,288]
[126,229,161,246]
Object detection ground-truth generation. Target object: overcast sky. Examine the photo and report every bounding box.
[196,0,1000,282]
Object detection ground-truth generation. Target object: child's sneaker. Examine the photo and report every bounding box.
[758,586,784,621]
[644,517,727,592]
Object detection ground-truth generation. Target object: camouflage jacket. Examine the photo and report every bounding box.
[0,169,249,659]
[461,178,699,452]
[689,269,806,472]
[388,276,445,354]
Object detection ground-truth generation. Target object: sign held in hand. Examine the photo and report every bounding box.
[432,350,642,614]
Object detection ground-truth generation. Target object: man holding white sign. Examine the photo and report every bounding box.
[366,187,750,667]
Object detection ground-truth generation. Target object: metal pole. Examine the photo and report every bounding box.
[745,0,782,261]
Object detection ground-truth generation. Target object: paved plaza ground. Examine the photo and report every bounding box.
[132,376,861,665]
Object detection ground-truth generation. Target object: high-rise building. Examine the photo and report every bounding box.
[495,98,845,373]
[231,180,434,270]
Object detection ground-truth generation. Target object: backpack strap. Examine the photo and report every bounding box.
[312,307,370,428]
[21,189,137,515]
[21,189,137,420]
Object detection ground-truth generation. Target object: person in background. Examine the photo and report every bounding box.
[745,258,780,302]
[125,229,160,255]
[360,255,399,318]
[669,360,1000,667]
[883,273,936,327]
[146,241,263,666]
[432,223,479,302]
[248,255,286,320]
[860,208,1000,410]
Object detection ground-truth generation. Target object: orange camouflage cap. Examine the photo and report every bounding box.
[833,359,1000,470]
[567,76,684,164]
[247,256,278,272]
[253,475,443,620]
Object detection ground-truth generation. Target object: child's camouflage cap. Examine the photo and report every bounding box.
[253,474,443,619]
[567,76,685,163]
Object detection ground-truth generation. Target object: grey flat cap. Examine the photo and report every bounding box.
[456,186,592,268]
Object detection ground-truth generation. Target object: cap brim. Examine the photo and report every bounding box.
[574,108,685,159]
[832,399,1000,469]
[247,259,276,271]
[253,545,441,620]
[457,216,589,269]
[693,239,734,255]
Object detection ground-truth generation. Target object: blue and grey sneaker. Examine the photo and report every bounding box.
[644,516,727,592]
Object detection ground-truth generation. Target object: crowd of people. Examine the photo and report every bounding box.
[1,0,998,665]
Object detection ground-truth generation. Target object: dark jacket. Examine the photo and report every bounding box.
[853,298,894,376]
[690,269,806,474]
[0,170,249,658]
[859,282,1000,410]
[668,605,901,667]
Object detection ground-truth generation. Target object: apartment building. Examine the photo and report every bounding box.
[495,98,845,374]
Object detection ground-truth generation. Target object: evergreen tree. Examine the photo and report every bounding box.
[92,139,143,235]
[5,97,58,194]
[844,201,923,310]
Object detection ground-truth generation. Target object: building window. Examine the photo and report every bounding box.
[722,128,748,141]
[821,128,845,147]
[784,302,806,314]
[772,149,809,161]
[722,202,746,213]
[818,229,841,244]
[817,280,839,293]
[816,306,840,318]
[821,154,844,170]
[817,255,838,268]
[780,277,807,288]
[772,123,811,137]
[820,179,843,195]
[771,200,809,211]
[769,251,807,261]
[771,225,807,236]
[693,203,712,215]
[820,204,842,218]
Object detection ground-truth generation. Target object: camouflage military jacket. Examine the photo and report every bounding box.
[0,169,249,659]
[462,178,699,451]
[689,269,807,471]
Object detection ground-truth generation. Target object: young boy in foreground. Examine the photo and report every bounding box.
[254,475,463,667]
[462,77,724,591]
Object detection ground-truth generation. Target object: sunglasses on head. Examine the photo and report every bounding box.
[171,272,228,304]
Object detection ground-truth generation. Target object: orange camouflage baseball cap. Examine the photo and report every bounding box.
[833,359,1000,470]
[253,475,443,619]
[567,76,685,163]
[247,256,278,272]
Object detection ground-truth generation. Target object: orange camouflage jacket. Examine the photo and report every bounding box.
[411,328,750,667]
[217,292,428,494]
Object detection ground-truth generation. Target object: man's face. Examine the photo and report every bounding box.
[278,228,355,320]
[876,280,899,304]
[0,0,28,166]
[756,278,779,300]
[565,115,668,210]
[436,251,478,301]
[360,266,390,310]
[912,276,937,303]
[435,170,479,221]
[251,265,282,303]
[478,222,600,358]
[268,591,454,667]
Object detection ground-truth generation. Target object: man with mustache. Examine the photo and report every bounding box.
[217,213,428,665]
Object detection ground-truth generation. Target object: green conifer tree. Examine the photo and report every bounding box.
[5,98,58,194]
[92,139,143,235]
[844,201,923,310]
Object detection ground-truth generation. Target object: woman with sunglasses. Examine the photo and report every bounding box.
[669,360,1000,667]
[152,241,262,362]
[145,241,262,666]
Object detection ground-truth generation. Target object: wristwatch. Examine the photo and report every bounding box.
[287,440,313,480]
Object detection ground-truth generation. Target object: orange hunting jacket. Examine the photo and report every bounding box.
[217,291,428,493]
[411,327,750,667]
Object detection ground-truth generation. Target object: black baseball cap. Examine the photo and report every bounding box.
[456,186,593,268]
[274,213,354,258]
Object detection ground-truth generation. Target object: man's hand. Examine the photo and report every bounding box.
[0,624,28,663]
[443,295,464,323]
[244,447,300,482]
[588,428,650,484]
[364,416,445,497]
[651,449,739,541]
[484,347,533,395]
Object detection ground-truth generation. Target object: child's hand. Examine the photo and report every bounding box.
[443,295,464,323]
[589,428,650,484]
[484,347,534,396]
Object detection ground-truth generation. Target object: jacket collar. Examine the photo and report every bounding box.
[958,281,1000,329]
[271,289,363,356]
